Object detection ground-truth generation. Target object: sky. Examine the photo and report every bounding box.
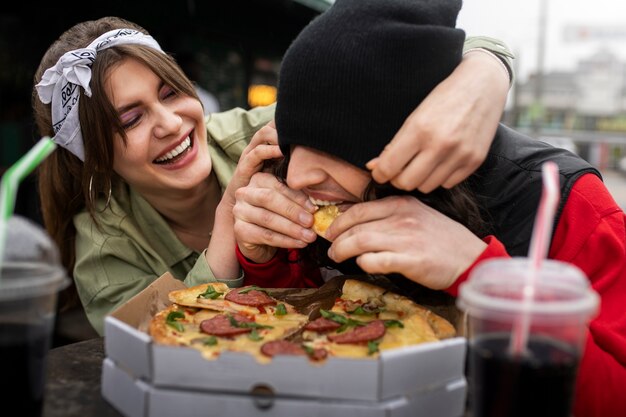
[457,0,626,82]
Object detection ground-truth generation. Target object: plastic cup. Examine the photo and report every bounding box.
[0,216,69,417]
[457,258,599,417]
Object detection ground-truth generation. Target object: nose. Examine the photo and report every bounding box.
[286,146,324,190]
[152,103,183,139]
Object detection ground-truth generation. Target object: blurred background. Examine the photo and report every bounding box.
[2,0,626,343]
[459,0,626,208]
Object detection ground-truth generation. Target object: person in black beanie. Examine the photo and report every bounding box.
[233,1,626,416]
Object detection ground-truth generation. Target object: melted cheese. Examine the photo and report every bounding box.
[158,307,308,364]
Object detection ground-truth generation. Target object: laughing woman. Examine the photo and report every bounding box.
[32,16,514,335]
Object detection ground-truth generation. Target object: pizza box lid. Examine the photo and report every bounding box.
[104,273,467,402]
[102,358,467,417]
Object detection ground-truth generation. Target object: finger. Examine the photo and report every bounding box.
[235,185,315,230]
[234,196,316,243]
[403,151,461,193]
[234,219,310,249]
[249,174,317,214]
[383,149,441,191]
[441,166,475,189]
[369,122,422,184]
[238,144,283,174]
[440,151,487,189]
[328,226,398,263]
[355,251,413,275]
[324,199,398,241]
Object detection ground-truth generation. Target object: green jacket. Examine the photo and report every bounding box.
[73,37,514,335]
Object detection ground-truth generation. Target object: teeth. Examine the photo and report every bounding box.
[156,137,191,162]
[309,197,342,206]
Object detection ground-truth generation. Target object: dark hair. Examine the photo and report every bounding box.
[32,17,198,308]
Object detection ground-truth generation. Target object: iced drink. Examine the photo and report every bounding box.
[457,258,599,417]
[0,216,68,417]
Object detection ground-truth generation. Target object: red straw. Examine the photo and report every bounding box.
[509,161,561,356]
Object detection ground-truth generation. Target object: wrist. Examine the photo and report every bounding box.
[463,47,512,88]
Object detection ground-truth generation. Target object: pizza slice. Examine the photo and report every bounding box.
[168,283,299,316]
[300,279,455,358]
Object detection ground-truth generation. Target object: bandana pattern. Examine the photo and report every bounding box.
[35,29,163,161]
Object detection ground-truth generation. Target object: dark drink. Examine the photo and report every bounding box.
[468,333,579,417]
[0,322,53,417]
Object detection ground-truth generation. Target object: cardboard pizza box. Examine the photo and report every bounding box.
[103,273,467,403]
[102,358,467,417]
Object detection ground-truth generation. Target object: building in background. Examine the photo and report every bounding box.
[511,48,626,170]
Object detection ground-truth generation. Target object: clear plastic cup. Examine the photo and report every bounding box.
[0,216,69,417]
[457,258,599,417]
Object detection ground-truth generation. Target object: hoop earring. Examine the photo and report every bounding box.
[88,175,112,212]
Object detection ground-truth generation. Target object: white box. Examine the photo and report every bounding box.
[102,358,467,417]
[102,273,467,415]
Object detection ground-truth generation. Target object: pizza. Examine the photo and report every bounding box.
[312,204,341,239]
[150,284,309,363]
[149,279,455,363]
[299,279,456,358]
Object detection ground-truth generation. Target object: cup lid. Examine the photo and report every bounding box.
[0,262,69,301]
[457,258,600,319]
[0,216,69,301]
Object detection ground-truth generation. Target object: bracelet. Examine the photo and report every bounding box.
[463,47,512,87]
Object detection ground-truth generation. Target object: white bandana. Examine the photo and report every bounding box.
[35,28,163,161]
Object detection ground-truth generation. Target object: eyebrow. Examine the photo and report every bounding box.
[115,80,166,114]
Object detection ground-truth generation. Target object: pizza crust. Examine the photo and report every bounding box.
[312,205,341,239]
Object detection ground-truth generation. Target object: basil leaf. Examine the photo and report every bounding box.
[198,285,223,299]
[275,304,287,316]
[227,315,274,330]
[166,311,185,332]
[320,309,348,324]
[320,309,367,328]
[347,306,369,315]
[248,329,263,341]
[238,285,271,295]
[367,340,380,355]
[383,320,404,329]
[202,336,218,346]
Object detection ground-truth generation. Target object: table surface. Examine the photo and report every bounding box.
[43,337,122,417]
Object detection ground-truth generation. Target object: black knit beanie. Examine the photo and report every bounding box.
[276,0,466,169]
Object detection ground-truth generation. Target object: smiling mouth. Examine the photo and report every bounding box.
[154,134,193,164]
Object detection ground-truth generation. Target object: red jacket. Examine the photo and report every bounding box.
[238,173,626,417]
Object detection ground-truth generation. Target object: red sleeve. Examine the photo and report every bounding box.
[548,173,626,417]
[235,246,323,289]
[445,235,510,297]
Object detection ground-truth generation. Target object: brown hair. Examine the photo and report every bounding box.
[32,17,198,308]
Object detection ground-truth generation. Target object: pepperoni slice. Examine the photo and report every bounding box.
[327,320,386,344]
[225,287,276,307]
[261,340,307,357]
[304,317,342,332]
[200,313,253,336]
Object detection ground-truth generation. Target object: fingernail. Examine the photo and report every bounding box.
[366,157,378,170]
[299,212,313,225]
[304,199,316,212]
[302,229,316,241]
[327,247,335,260]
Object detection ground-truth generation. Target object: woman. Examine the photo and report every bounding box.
[32,16,513,334]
